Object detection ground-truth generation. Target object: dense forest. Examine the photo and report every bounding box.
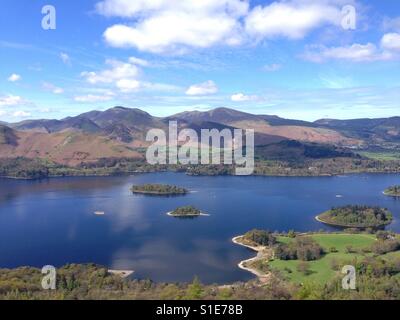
[169,206,201,217]
[2,156,400,180]
[243,230,277,246]
[0,158,50,179]
[275,237,325,261]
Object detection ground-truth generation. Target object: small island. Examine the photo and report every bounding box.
[131,184,188,196]
[167,206,208,218]
[316,205,393,229]
[384,185,400,197]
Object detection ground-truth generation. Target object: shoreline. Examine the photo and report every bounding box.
[107,269,134,278]
[315,214,391,229]
[166,211,210,217]
[2,169,400,181]
[232,236,272,283]
[383,191,400,197]
[132,190,188,196]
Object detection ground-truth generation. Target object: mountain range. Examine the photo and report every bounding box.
[1,106,399,166]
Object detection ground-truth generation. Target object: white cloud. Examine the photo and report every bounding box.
[96,0,358,55]
[12,111,31,118]
[381,33,400,51]
[81,58,140,85]
[302,43,394,62]
[0,95,24,107]
[116,79,141,92]
[74,94,113,103]
[80,56,177,96]
[42,82,64,94]
[263,63,282,72]
[7,74,21,82]
[231,93,259,102]
[186,80,218,96]
[60,52,71,64]
[245,1,343,40]
[98,0,248,53]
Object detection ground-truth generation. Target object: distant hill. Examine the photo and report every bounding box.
[315,117,400,142]
[170,108,359,145]
[11,107,167,143]
[169,107,261,123]
[2,106,399,167]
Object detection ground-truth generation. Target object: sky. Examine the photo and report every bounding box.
[1,0,400,122]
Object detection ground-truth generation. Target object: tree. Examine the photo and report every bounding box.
[185,276,204,300]
[297,261,311,275]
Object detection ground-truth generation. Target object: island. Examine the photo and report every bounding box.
[316,205,393,229]
[167,206,208,217]
[384,185,400,197]
[131,184,188,196]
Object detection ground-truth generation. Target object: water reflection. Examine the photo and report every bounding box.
[0,172,400,283]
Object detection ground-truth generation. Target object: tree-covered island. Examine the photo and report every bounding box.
[384,185,400,197]
[316,205,393,229]
[131,184,188,196]
[168,206,203,217]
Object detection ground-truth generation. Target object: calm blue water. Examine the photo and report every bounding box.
[1,172,400,284]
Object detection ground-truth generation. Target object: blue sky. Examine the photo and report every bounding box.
[1,0,400,122]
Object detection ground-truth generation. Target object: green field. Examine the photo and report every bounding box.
[269,233,379,285]
[358,151,400,161]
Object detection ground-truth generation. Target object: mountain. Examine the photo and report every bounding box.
[171,108,316,127]
[170,108,359,145]
[2,106,399,167]
[0,107,170,165]
[169,107,261,123]
[315,117,400,143]
[12,107,167,143]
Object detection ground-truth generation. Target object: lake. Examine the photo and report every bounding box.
[1,172,400,284]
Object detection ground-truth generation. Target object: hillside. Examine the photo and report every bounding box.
[255,140,358,162]
[315,117,400,143]
[0,129,143,166]
[0,125,18,146]
[171,108,361,146]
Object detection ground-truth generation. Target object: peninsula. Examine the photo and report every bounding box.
[233,229,400,288]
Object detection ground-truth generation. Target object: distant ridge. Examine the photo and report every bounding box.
[1,106,399,166]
